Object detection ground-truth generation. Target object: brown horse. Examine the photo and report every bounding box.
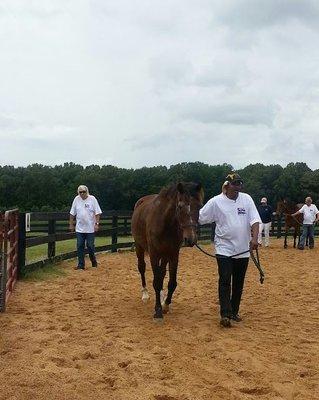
[131,182,204,322]
[276,200,303,248]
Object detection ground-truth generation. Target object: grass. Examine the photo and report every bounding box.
[21,263,67,281]
[26,236,133,264]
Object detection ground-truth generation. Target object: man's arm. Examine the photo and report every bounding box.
[250,222,259,250]
[198,198,215,225]
[69,214,75,232]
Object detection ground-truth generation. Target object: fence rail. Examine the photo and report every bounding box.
[1,208,319,312]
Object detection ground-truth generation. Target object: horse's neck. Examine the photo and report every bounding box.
[158,195,178,227]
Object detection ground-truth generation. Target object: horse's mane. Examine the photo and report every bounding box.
[279,199,300,213]
[159,182,204,202]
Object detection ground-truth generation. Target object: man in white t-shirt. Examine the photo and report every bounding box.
[199,173,261,328]
[291,197,319,250]
[69,185,102,269]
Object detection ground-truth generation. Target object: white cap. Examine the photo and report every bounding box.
[261,197,267,203]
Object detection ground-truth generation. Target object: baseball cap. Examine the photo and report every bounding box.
[225,173,243,185]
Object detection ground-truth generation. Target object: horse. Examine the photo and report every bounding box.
[131,182,204,322]
[276,200,303,248]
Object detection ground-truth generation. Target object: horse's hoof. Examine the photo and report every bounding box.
[142,293,150,303]
[162,303,170,314]
[153,316,164,324]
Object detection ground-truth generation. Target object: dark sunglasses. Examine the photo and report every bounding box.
[230,180,243,186]
[79,191,87,194]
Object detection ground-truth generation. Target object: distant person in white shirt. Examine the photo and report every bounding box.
[69,185,102,270]
[199,173,261,328]
[291,197,319,250]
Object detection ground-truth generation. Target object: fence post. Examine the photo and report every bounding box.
[277,216,282,238]
[271,214,275,237]
[0,213,5,311]
[123,217,128,235]
[48,219,56,259]
[18,212,26,279]
[211,222,216,242]
[111,215,118,253]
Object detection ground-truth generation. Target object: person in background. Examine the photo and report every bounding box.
[199,173,261,328]
[291,197,319,250]
[257,197,273,247]
[69,185,102,270]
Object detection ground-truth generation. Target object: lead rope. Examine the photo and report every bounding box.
[194,243,265,284]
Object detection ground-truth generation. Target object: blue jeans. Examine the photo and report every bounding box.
[299,224,314,249]
[76,232,96,267]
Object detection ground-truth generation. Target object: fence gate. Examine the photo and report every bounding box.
[0,209,19,312]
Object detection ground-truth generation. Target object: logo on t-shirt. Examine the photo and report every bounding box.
[85,203,90,208]
[237,207,246,215]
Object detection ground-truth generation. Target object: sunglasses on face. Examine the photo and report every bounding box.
[230,180,243,186]
[79,191,87,194]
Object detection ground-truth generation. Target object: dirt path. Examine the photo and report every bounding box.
[0,240,318,400]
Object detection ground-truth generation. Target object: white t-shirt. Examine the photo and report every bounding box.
[199,192,261,258]
[70,195,102,233]
[299,204,319,224]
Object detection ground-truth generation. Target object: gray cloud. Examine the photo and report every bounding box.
[215,0,319,30]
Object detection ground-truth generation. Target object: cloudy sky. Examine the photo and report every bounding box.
[1,0,319,169]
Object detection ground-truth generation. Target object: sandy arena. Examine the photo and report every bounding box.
[0,239,318,400]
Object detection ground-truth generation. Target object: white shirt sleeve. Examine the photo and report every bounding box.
[247,195,262,226]
[299,205,306,214]
[93,197,102,215]
[70,198,77,216]
[199,198,216,225]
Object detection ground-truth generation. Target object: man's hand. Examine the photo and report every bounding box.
[94,223,100,232]
[250,238,259,251]
[69,223,75,232]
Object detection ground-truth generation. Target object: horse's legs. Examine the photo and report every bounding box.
[150,253,165,321]
[136,244,149,303]
[293,229,297,248]
[163,253,179,313]
[284,229,288,248]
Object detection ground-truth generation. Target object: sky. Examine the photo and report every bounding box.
[1,0,319,170]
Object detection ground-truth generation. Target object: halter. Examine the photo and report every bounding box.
[179,223,198,229]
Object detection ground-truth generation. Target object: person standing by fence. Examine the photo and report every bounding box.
[257,197,273,247]
[69,185,102,270]
[198,173,261,328]
[291,197,319,250]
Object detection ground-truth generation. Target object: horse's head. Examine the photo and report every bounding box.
[276,199,286,215]
[176,182,204,247]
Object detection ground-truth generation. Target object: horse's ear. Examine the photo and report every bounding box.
[195,183,204,204]
[177,182,185,194]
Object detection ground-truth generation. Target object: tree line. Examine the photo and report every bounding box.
[0,162,318,212]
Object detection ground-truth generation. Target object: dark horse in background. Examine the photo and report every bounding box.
[131,182,204,322]
[276,199,303,248]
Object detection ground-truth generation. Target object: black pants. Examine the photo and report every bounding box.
[216,256,249,318]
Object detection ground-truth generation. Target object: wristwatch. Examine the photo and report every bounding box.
[95,222,99,225]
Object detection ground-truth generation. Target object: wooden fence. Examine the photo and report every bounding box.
[21,211,310,271]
